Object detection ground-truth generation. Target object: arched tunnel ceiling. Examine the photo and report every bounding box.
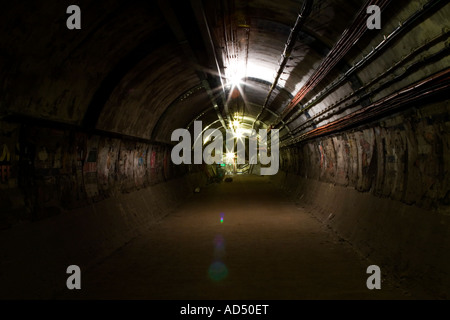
[1,0,449,145]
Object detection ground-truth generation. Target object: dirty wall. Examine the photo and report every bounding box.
[0,123,188,228]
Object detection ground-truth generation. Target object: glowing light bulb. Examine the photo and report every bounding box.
[230,74,242,87]
[234,128,243,139]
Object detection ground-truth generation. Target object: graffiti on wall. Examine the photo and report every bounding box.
[83,136,99,199]
[280,114,448,209]
[97,137,120,197]
[1,122,187,224]
[0,143,15,183]
[134,143,148,188]
[0,122,21,187]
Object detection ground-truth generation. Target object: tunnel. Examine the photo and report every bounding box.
[0,0,449,301]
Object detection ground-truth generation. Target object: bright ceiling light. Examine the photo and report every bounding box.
[234,128,243,139]
[224,58,246,89]
[225,152,235,160]
[230,73,242,87]
[225,152,235,164]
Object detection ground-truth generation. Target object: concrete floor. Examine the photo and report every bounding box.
[57,175,419,300]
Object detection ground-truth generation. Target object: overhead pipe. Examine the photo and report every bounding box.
[273,0,391,127]
[158,0,228,131]
[196,0,232,127]
[222,0,251,121]
[281,0,445,128]
[282,67,450,146]
[282,32,449,140]
[252,0,314,130]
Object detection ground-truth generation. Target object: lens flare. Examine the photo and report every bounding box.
[234,128,243,139]
[213,234,226,259]
[214,234,225,247]
[208,261,228,282]
[209,216,228,282]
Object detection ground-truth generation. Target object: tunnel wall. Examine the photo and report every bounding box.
[0,122,208,298]
[276,100,450,298]
[0,122,193,225]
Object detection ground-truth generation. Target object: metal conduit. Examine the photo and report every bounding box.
[252,0,313,130]
[281,0,445,128]
[282,67,450,146]
[274,0,391,127]
[199,2,231,127]
[283,30,450,140]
